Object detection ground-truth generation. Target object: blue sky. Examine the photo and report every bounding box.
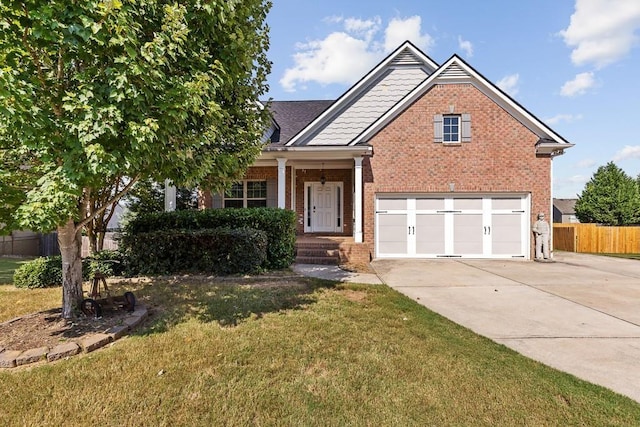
[264,0,640,198]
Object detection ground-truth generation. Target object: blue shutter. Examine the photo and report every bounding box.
[461,114,471,142]
[433,114,443,143]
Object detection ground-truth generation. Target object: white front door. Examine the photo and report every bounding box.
[305,182,343,233]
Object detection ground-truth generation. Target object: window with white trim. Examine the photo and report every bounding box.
[434,113,471,143]
[224,180,267,208]
[443,115,460,143]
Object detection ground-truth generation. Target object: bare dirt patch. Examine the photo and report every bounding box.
[0,306,134,352]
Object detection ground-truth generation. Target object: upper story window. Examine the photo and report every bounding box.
[434,113,471,143]
[224,180,267,208]
[443,115,460,143]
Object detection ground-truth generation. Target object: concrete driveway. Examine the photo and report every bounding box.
[371,252,640,403]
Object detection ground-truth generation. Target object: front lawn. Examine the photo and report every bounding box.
[0,257,30,285]
[0,275,638,425]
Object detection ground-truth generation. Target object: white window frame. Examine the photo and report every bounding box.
[443,115,460,143]
[224,180,267,208]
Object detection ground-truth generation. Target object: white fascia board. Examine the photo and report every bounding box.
[351,55,573,148]
[286,41,439,147]
[535,141,575,156]
[258,145,373,162]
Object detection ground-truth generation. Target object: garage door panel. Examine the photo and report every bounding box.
[378,198,406,210]
[492,198,522,210]
[416,198,445,210]
[453,214,483,254]
[454,198,482,210]
[416,214,445,254]
[492,213,522,254]
[376,194,528,259]
[378,213,408,255]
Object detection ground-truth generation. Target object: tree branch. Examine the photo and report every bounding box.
[75,175,140,232]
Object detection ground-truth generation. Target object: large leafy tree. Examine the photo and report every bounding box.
[574,162,640,225]
[124,177,197,216]
[0,0,272,318]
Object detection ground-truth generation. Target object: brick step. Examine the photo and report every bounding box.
[295,256,340,265]
[296,248,340,258]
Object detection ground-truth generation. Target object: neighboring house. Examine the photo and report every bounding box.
[553,198,579,223]
[199,41,573,263]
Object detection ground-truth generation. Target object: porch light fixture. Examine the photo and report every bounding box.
[320,163,326,185]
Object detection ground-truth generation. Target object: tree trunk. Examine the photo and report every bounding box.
[58,218,84,319]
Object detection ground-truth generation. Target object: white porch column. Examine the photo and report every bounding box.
[277,158,287,209]
[164,179,176,212]
[354,156,363,243]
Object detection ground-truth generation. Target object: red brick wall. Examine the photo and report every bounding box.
[363,83,551,259]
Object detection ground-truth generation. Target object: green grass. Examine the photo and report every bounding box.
[1,275,639,425]
[0,257,31,285]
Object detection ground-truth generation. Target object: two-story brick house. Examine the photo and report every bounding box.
[199,41,573,263]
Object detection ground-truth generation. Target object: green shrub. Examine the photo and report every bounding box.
[123,208,296,269]
[82,250,126,279]
[13,256,63,289]
[122,228,267,275]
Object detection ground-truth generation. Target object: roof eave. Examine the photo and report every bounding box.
[535,140,574,157]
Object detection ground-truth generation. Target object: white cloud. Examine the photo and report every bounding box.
[568,174,589,184]
[344,17,381,42]
[545,113,583,125]
[458,36,473,57]
[612,145,640,162]
[384,16,434,53]
[496,74,519,97]
[560,72,595,96]
[560,0,640,68]
[280,34,376,92]
[280,16,433,93]
[576,158,597,168]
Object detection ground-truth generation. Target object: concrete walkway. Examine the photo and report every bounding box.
[370,252,640,403]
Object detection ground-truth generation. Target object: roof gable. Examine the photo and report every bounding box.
[351,54,573,153]
[285,41,438,147]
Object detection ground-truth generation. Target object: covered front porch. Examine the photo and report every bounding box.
[256,146,371,243]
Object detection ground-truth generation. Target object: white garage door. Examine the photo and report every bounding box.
[376,194,529,259]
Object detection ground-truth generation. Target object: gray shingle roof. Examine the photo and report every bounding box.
[553,198,577,214]
[266,100,334,145]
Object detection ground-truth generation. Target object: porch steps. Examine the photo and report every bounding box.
[295,240,340,265]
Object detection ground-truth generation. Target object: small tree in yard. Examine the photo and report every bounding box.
[0,0,272,318]
[575,162,640,225]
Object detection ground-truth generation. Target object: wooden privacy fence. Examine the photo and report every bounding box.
[553,223,640,254]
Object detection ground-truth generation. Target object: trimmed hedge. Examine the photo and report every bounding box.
[13,256,63,289]
[123,208,296,270]
[121,228,268,275]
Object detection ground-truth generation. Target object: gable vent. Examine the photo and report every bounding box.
[440,63,469,78]
[391,48,422,66]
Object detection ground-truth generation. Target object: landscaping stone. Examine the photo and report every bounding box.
[48,342,80,362]
[16,347,48,366]
[80,333,112,353]
[2,304,148,367]
[106,324,130,340]
[123,305,148,329]
[0,350,23,368]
